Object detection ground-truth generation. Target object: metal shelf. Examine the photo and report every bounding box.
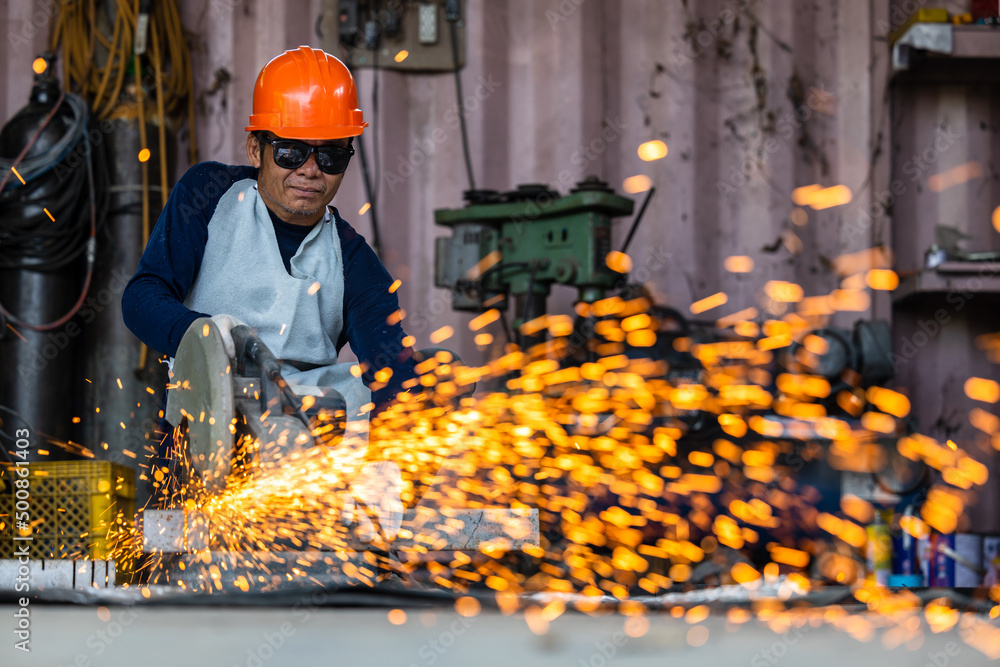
[952,25,1000,58]
[894,261,1000,303]
[893,24,1000,74]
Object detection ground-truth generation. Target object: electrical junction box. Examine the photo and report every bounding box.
[319,0,466,72]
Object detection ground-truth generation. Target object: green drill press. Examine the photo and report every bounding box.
[434,177,635,348]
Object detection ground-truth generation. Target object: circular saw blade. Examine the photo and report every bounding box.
[165,318,235,493]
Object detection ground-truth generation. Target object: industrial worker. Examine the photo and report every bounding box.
[121,46,411,541]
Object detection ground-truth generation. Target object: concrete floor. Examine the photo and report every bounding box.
[0,604,995,667]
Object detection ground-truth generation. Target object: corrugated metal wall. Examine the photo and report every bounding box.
[1,0,891,355]
[346,0,891,356]
[3,0,999,526]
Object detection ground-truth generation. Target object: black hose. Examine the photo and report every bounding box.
[0,90,103,331]
[620,187,655,255]
[345,50,383,258]
[0,92,88,188]
[449,19,476,192]
[369,4,383,254]
[0,92,94,272]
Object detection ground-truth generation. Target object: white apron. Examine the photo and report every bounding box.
[180,179,371,443]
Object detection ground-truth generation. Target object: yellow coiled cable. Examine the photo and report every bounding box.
[50,0,198,372]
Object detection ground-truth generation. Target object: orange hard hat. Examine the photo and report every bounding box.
[245,46,367,140]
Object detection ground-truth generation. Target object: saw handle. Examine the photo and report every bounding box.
[230,324,348,421]
[231,324,309,426]
[231,325,282,380]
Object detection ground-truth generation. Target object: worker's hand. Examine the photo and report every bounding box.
[341,461,403,543]
[208,313,246,359]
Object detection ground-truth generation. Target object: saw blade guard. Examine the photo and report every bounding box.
[165,318,237,493]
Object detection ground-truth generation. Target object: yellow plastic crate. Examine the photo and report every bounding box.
[0,460,135,559]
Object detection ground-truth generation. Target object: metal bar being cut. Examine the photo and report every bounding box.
[139,507,540,554]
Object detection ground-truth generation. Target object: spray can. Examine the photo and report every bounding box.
[893,503,919,576]
[866,511,892,586]
[984,536,1000,587]
[918,533,934,585]
[930,533,956,587]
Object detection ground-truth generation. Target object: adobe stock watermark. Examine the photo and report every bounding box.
[876,0,933,38]
[233,622,297,667]
[209,0,243,20]
[920,642,962,667]
[504,115,628,235]
[231,588,338,667]
[51,604,140,666]
[750,622,810,666]
[51,70,177,186]
[844,125,962,245]
[578,630,629,667]
[891,261,1000,372]
[406,287,458,337]
[383,74,503,192]
[628,244,672,286]
[546,0,588,30]
[11,426,32,654]
[716,84,842,200]
[406,614,476,666]
[7,0,58,52]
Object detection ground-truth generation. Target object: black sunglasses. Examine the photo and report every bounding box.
[256,133,355,175]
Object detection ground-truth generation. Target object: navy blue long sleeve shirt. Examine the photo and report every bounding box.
[121,161,416,409]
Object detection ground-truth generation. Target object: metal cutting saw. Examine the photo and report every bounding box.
[164,319,348,494]
[139,320,542,588]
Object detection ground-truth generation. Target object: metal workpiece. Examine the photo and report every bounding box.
[400,507,539,551]
[139,507,539,554]
[138,508,209,553]
[0,559,116,592]
[152,550,376,591]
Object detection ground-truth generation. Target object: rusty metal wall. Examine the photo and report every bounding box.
[3,0,999,526]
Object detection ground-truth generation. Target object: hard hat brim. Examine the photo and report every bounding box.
[244,122,368,141]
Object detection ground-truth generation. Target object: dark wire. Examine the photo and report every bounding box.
[449,20,476,191]
[620,187,656,255]
[345,49,383,257]
[354,137,382,257]
[371,1,382,227]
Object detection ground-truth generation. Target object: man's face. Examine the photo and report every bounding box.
[246,133,351,226]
